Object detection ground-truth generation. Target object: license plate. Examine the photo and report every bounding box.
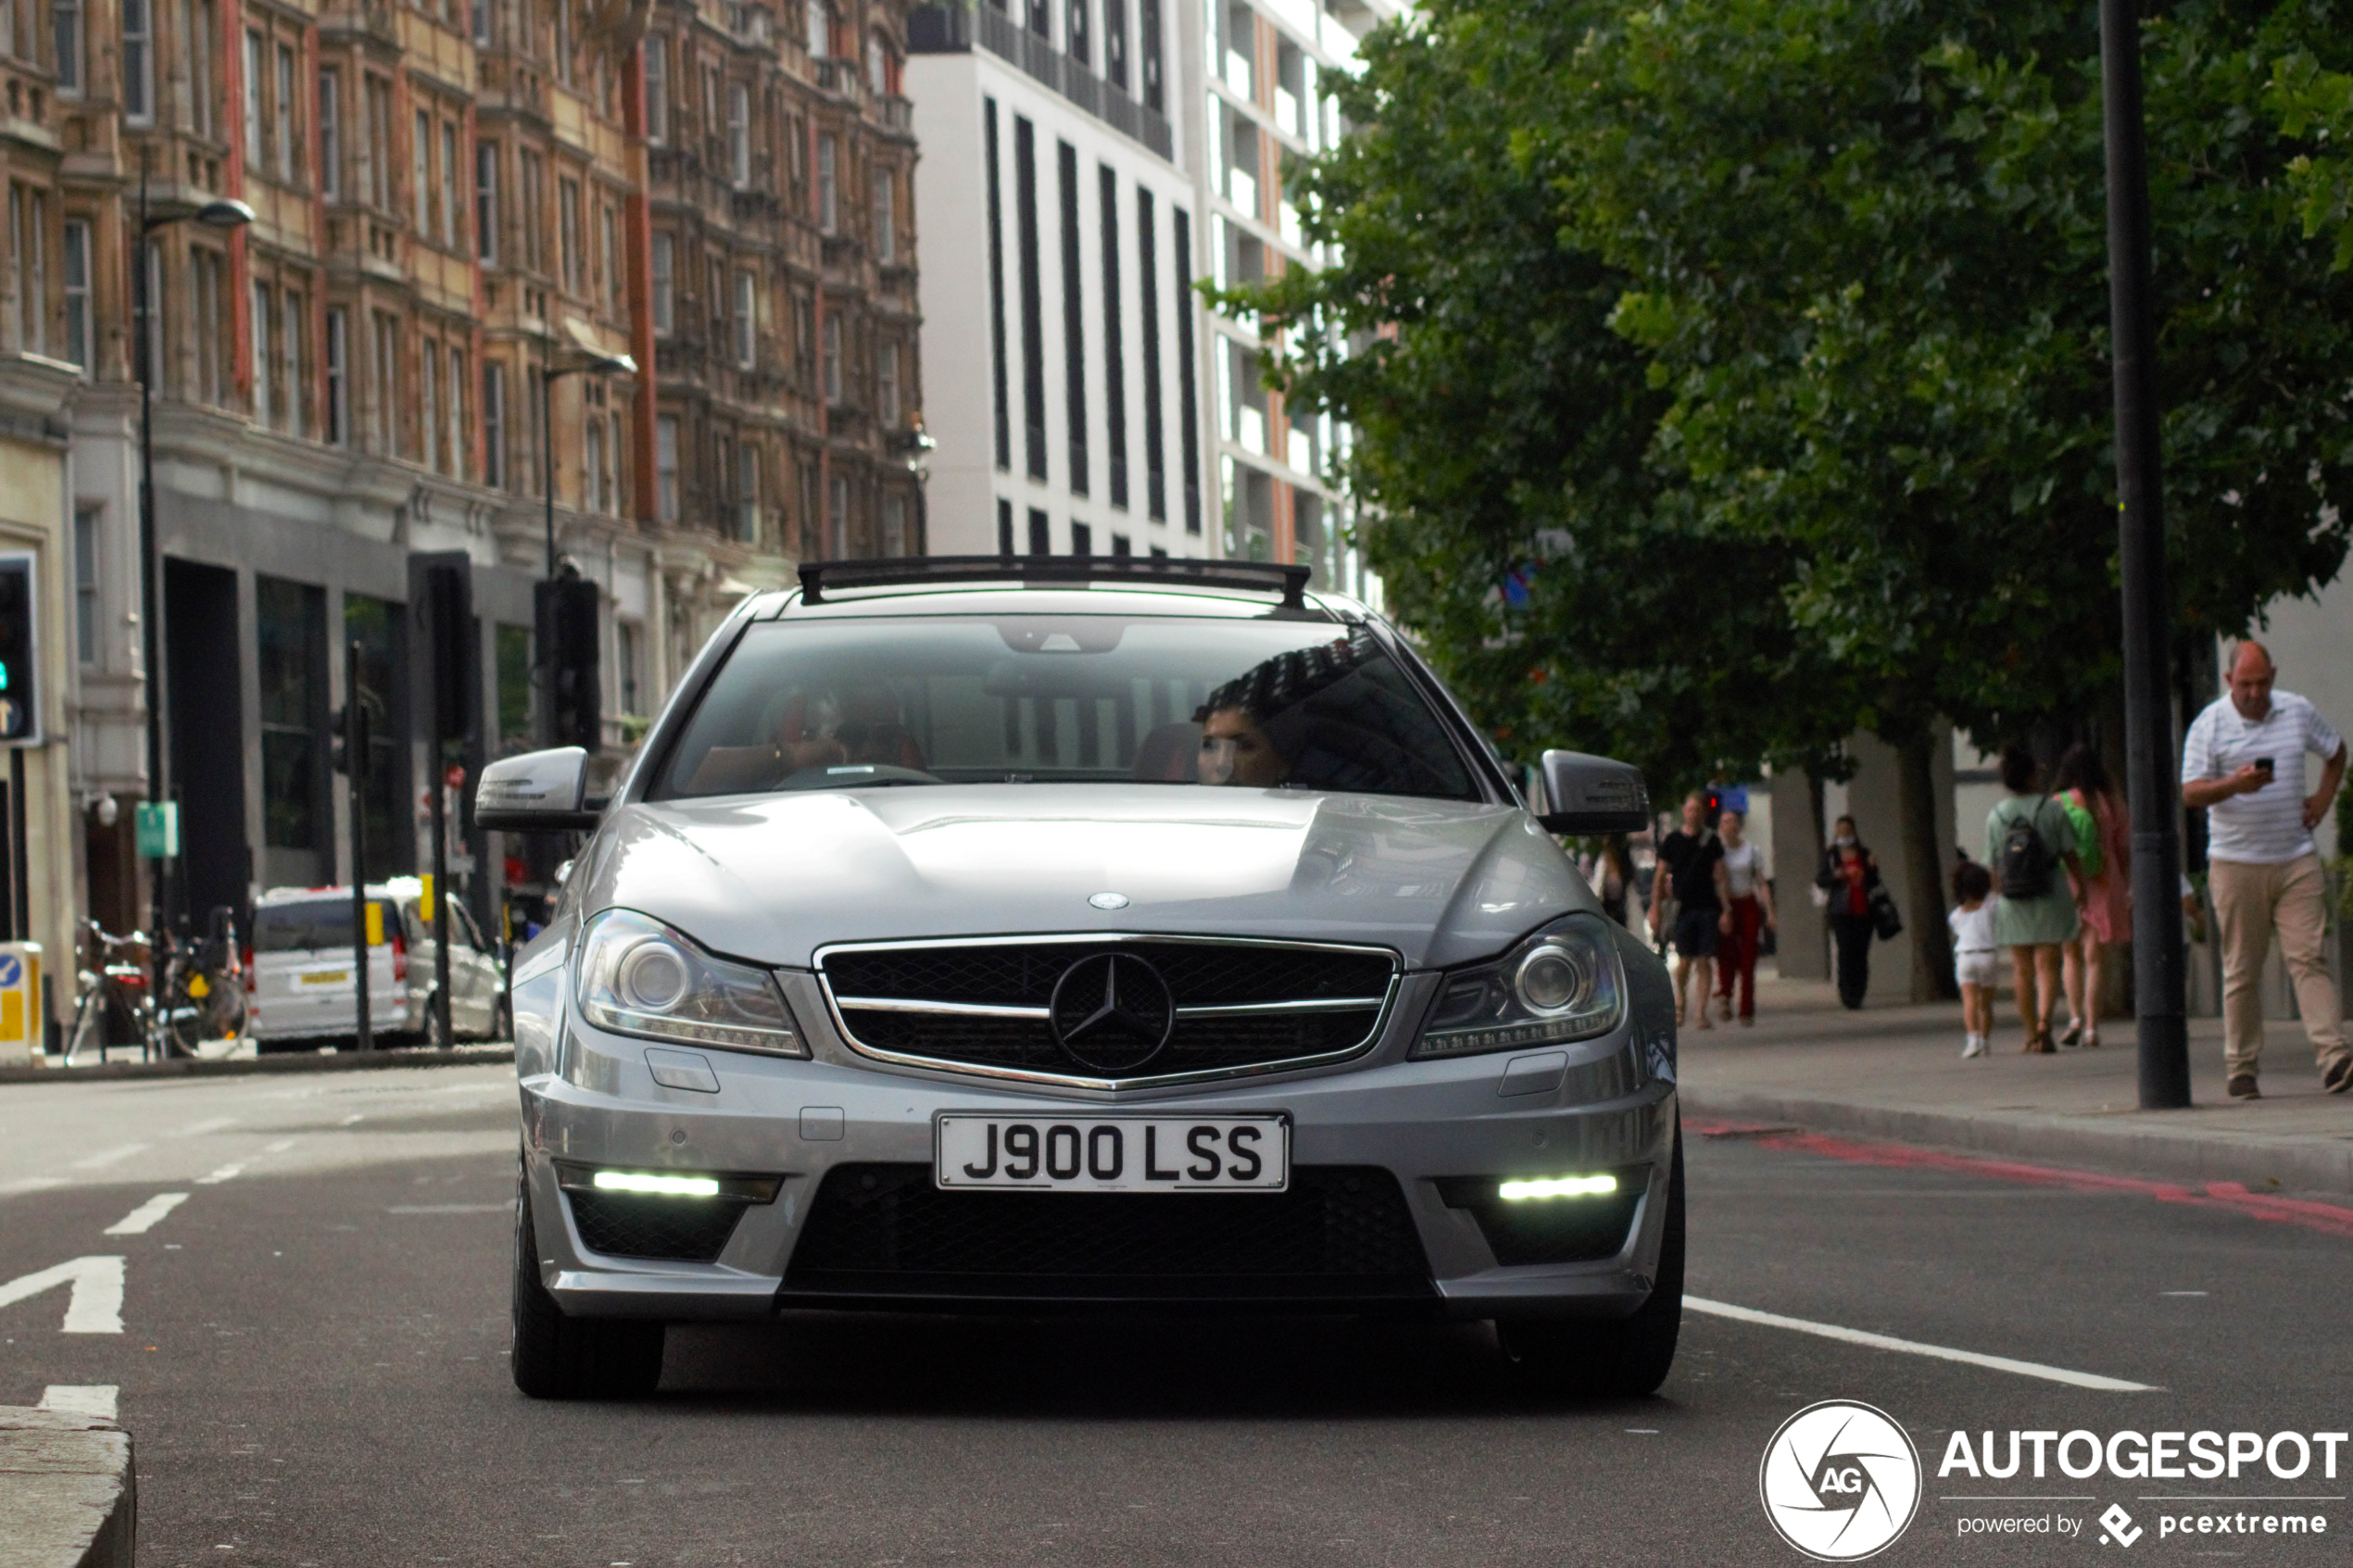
[935,1113,1289,1192]
[299,971,350,986]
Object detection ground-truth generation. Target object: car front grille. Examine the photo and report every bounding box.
[1434,1171,1645,1267]
[783,1163,1434,1300]
[567,1190,750,1262]
[818,936,1399,1086]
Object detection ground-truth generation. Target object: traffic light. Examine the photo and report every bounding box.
[0,554,39,745]
[330,692,374,776]
[537,575,601,751]
[410,552,475,744]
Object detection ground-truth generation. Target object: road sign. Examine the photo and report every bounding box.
[134,800,179,858]
[0,941,39,1063]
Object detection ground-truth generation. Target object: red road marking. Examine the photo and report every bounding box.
[1686,1120,2353,1239]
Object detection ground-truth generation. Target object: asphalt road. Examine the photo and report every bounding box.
[3,1064,2349,1566]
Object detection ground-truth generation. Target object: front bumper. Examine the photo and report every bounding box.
[515,967,1677,1322]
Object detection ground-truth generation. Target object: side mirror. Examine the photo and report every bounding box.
[474,747,601,832]
[1535,749,1650,834]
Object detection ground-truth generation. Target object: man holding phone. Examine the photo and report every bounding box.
[2182,641,2351,1098]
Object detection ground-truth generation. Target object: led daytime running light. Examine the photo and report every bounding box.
[592,1171,723,1198]
[1497,1174,1618,1201]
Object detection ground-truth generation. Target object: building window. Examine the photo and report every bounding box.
[805,0,826,56]
[986,99,1009,470]
[997,497,1013,556]
[325,307,348,445]
[141,243,162,388]
[483,360,505,487]
[582,414,604,511]
[727,82,749,187]
[1014,116,1046,482]
[1058,141,1088,495]
[277,43,299,182]
[1070,521,1091,557]
[878,340,900,425]
[53,0,80,93]
[520,150,544,271]
[650,232,673,333]
[734,269,755,369]
[558,176,581,292]
[366,75,394,209]
[371,310,397,453]
[1027,507,1050,555]
[829,473,849,556]
[472,0,489,45]
[475,140,497,261]
[421,340,438,469]
[319,69,341,199]
[873,167,895,263]
[655,415,678,521]
[600,202,618,310]
[644,39,667,144]
[882,493,905,555]
[1140,0,1163,113]
[72,505,99,665]
[1102,0,1126,91]
[822,313,840,402]
[816,133,837,232]
[245,30,265,167]
[442,120,460,247]
[280,288,305,433]
[121,0,152,120]
[194,249,226,405]
[412,108,432,233]
[257,575,326,851]
[1138,189,1164,520]
[1100,164,1126,509]
[62,220,89,371]
[1174,208,1200,532]
[6,186,43,358]
[497,623,532,750]
[447,345,467,478]
[735,442,757,541]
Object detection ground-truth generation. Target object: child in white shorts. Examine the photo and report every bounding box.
[1949,860,1999,1059]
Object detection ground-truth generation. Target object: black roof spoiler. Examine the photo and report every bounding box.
[796,555,1312,608]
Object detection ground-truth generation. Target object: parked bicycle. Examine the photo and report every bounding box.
[65,908,248,1062]
[64,922,153,1063]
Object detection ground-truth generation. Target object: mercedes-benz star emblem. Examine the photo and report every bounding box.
[1049,952,1176,1074]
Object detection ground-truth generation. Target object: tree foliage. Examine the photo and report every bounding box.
[1223,0,2353,796]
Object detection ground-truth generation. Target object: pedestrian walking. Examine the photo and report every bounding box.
[2053,743,2131,1049]
[1712,809,1776,1024]
[1949,859,1998,1059]
[2180,641,2352,1099]
[1650,792,1729,1028]
[1816,815,1881,1010]
[1987,745,2085,1054]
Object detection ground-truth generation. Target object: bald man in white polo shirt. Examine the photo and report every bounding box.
[2182,641,2351,1098]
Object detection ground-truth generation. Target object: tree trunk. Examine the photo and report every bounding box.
[1898,731,1959,1001]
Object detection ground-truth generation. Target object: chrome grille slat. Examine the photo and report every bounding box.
[816,933,1402,1089]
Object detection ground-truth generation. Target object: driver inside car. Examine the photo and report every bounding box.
[772,683,928,774]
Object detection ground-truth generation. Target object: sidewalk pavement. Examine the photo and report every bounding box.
[1676,971,2353,1198]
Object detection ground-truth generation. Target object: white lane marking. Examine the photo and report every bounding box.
[338,1114,366,1126]
[262,1138,296,1154]
[105,1193,190,1236]
[385,1203,510,1214]
[0,1176,69,1198]
[1683,1297,2157,1392]
[195,1163,245,1185]
[38,1385,118,1419]
[71,1143,152,1171]
[174,1117,238,1137]
[0,1257,126,1334]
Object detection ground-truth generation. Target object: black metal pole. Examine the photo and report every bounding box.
[134,166,171,1063]
[347,639,372,1053]
[428,679,454,1054]
[2097,0,2191,1110]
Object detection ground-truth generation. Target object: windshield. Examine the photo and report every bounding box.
[255,900,394,952]
[650,616,1480,802]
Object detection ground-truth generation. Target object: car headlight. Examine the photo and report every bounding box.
[1409,913,1625,1059]
[575,909,807,1057]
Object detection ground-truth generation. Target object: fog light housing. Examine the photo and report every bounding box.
[555,1163,783,1202]
[593,1171,721,1198]
[1497,1173,1618,1201]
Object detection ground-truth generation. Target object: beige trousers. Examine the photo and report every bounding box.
[2208,854,2348,1079]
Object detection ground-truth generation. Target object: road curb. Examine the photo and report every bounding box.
[1678,1086,2353,1196]
[0,1408,133,1568]
[0,1046,513,1087]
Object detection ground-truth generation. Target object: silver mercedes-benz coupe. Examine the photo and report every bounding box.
[479,557,1680,1399]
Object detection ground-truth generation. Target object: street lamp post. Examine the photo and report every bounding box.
[898,420,937,557]
[132,169,252,1058]
[2095,0,2192,1110]
[534,337,635,742]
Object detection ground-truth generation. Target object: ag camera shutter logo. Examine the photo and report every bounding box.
[1760,1400,1923,1561]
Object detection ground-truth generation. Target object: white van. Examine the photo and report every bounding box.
[246,878,508,1047]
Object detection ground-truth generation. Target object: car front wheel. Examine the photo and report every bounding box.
[1496,1126,1684,1399]
[511,1169,666,1399]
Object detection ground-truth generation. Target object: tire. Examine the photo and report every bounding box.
[1497,1127,1685,1399]
[511,1168,665,1400]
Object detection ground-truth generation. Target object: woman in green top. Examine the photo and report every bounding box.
[1985,745,2086,1053]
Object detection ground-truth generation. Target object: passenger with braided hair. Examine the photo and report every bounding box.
[1193,627,1468,798]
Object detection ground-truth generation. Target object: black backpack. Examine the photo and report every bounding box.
[1997,797,2054,900]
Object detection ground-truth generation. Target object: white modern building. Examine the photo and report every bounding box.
[909,0,1214,559]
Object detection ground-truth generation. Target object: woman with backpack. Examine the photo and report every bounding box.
[1986,745,2088,1052]
[2054,743,2132,1049]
